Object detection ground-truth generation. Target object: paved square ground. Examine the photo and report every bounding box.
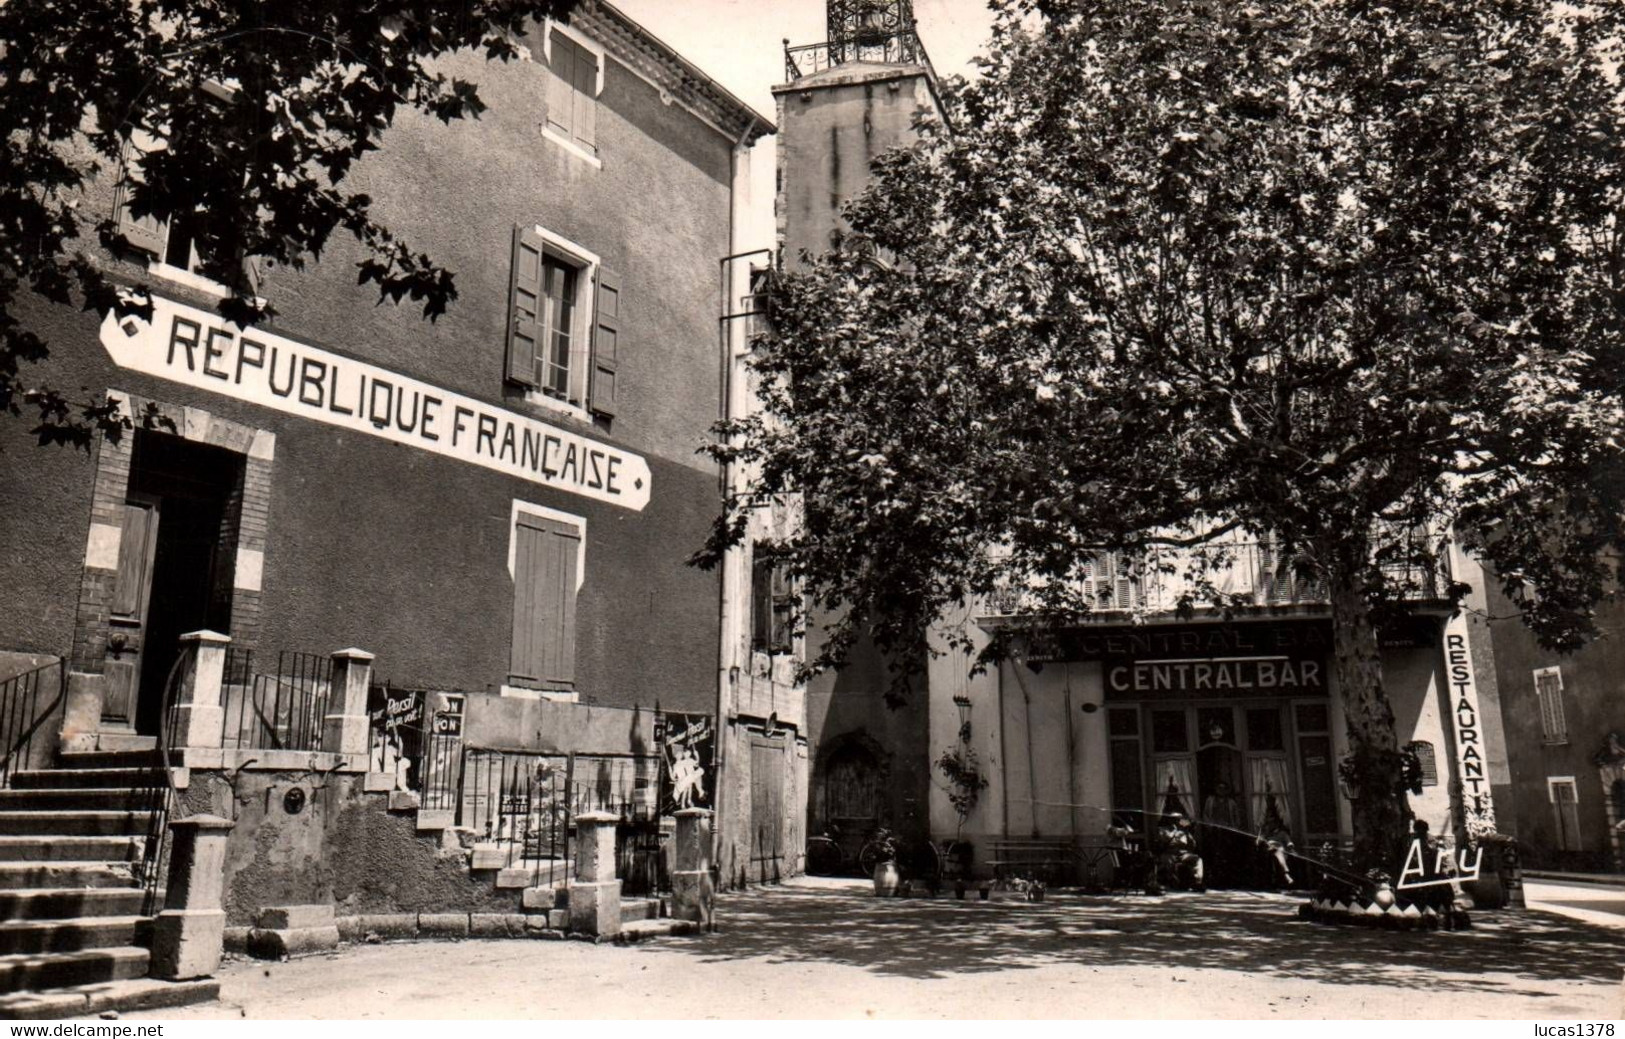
[129,879,1621,1019]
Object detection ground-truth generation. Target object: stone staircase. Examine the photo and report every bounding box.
[0,750,219,1018]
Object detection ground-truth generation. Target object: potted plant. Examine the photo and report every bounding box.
[936,742,987,882]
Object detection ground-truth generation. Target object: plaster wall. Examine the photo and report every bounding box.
[0,20,744,713]
[181,772,520,927]
[1488,585,1625,870]
[773,65,940,263]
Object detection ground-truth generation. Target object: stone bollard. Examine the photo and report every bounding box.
[172,631,230,750]
[671,808,715,929]
[149,815,234,979]
[322,648,373,763]
[568,811,621,938]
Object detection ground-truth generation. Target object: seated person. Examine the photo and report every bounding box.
[1154,813,1206,892]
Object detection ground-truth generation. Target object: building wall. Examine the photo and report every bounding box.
[0,19,747,715]
[936,614,1484,878]
[1489,585,1625,870]
[775,65,940,264]
[774,60,945,877]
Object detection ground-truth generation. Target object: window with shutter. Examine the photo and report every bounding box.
[1534,667,1568,744]
[544,28,601,160]
[1549,777,1581,852]
[505,225,613,416]
[751,556,795,655]
[510,511,581,689]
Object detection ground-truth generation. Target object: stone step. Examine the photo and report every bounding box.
[0,810,154,836]
[0,976,219,1019]
[0,788,158,812]
[0,916,150,956]
[57,750,175,771]
[0,835,143,862]
[0,947,151,996]
[621,898,662,921]
[0,861,143,890]
[10,768,164,790]
[615,918,698,943]
[0,888,156,921]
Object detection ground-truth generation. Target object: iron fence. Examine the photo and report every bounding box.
[784,35,934,81]
[455,749,669,896]
[220,651,332,752]
[139,641,196,915]
[0,659,66,787]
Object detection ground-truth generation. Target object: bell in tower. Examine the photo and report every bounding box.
[828,0,924,66]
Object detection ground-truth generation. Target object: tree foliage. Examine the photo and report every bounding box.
[705,0,1625,865]
[0,0,577,447]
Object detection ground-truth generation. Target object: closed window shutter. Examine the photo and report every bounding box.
[547,34,577,138]
[751,557,771,652]
[506,226,544,387]
[510,514,580,687]
[571,46,597,149]
[588,267,620,417]
[114,129,168,256]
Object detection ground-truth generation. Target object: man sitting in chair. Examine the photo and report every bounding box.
[1152,813,1206,893]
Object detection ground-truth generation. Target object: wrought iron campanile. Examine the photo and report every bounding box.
[786,0,933,81]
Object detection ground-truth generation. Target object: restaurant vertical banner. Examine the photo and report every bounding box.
[1442,612,1496,836]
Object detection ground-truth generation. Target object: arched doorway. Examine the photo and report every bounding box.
[815,732,888,872]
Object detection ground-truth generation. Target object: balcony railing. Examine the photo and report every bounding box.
[784,35,936,82]
[980,539,1450,620]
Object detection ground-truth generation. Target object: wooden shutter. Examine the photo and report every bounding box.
[111,499,159,623]
[113,129,168,256]
[588,267,620,417]
[571,45,597,149]
[751,557,771,652]
[546,34,577,138]
[506,226,544,388]
[510,514,580,687]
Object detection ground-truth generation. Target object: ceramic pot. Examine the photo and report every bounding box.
[873,860,901,897]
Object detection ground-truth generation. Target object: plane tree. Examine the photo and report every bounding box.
[702,0,1625,870]
[0,0,577,446]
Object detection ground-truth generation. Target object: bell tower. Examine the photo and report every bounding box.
[773,0,947,866]
[775,0,945,264]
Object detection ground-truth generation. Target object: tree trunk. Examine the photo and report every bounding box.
[1326,567,1411,874]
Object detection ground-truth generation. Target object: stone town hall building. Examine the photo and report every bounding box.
[0,1,803,1009]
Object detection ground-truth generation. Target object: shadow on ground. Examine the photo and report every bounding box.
[676,882,1622,996]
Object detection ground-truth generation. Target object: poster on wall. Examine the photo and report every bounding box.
[655,711,715,816]
[367,686,425,792]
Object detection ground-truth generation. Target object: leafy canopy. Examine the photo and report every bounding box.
[0,0,577,446]
[705,0,1625,692]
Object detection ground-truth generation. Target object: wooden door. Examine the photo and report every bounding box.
[101,494,160,730]
[750,737,785,883]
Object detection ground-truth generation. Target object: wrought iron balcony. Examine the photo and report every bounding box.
[979,538,1452,621]
[784,35,936,82]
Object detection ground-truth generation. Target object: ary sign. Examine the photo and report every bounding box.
[100,295,651,511]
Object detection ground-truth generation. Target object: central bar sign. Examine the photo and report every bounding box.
[99,295,651,511]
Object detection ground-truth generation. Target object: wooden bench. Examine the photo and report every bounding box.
[990,836,1078,886]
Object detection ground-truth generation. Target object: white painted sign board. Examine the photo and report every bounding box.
[100,295,650,511]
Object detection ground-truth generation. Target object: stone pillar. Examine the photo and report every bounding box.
[149,815,234,979]
[568,811,621,938]
[173,631,230,750]
[322,648,373,761]
[671,808,715,929]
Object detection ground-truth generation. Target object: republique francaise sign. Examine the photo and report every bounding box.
[99,295,650,511]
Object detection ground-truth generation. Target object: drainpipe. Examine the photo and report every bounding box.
[715,115,761,887]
